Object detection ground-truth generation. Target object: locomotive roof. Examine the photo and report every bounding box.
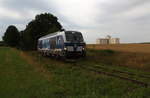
[38,31,64,40]
[38,30,81,40]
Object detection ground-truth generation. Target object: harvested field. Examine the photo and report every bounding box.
[87,44,150,53]
[86,44,150,71]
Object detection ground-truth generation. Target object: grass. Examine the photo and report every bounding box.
[0,47,54,98]
[0,47,150,98]
[85,48,150,72]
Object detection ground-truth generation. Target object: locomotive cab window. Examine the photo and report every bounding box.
[65,31,84,42]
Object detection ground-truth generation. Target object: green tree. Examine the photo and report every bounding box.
[22,13,63,50]
[3,25,20,47]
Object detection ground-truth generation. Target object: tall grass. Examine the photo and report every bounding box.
[86,44,150,71]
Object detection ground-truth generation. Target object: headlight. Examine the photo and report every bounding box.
[64,47,67,50]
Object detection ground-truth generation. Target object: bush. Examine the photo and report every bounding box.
[0,41,6,46]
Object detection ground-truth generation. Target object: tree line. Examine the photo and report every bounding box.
[2,13,63,50]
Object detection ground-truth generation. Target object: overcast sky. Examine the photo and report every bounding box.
[0,0,150,43]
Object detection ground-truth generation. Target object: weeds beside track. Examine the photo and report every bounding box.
[68,60,150,87]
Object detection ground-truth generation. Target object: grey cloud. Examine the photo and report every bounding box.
[0,17,26,25]
[0,0,150,43]
[100,0,149,14]
[131,14,150,24]
[1,0,48,11]
[94,0,150,30]
[96,0,150,23]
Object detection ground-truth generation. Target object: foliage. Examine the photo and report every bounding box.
[21,13,63,50]
[2,25,20,47]
[2,13,63,50]
[141,42,150,44]
[0,41,5,46]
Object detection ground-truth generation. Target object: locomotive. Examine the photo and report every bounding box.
[37,31,86,58]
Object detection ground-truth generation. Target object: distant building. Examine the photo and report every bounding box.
[110,38,120,44]
[96,38,109,44]
[96,35,120,44]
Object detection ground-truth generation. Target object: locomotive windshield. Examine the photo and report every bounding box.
[65,31,84,42]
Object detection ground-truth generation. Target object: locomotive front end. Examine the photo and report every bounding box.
[64,31,86,58]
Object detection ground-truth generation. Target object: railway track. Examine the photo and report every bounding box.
[93,65,150,79]
[49,58,150,87]
[70,61,150,87]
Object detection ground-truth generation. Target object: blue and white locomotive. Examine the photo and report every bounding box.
[37,31,86,58]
